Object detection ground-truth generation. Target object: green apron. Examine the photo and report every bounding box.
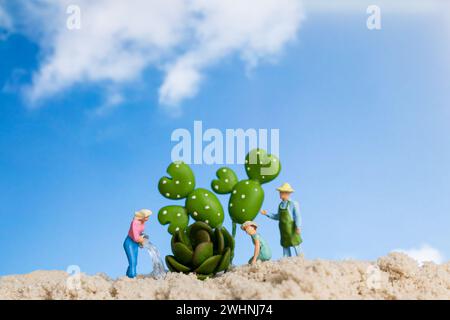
[279,201,302,247]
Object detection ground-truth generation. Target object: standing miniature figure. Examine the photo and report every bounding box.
[123,209,152,278]
[261,183,302,257]
[241,221,272,264]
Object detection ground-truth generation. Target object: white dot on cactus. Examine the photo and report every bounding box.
[222,169,227,172]
[273,159,277,162]
[162,180,167,184]
[229,203,233,207]
[247,167,251,171]
[233,190,237,194]
[241,194,246,199]
[225,179,229,183]
[245,160,248,164]
[214,185,219,190]
[254,188,258,192]
[192,195,196,199]
[193,212,198,216]
[205,220,209,224]
[175,227,180,231]
[177,213,181,217]
[245,181,249,185]
[217,213,221,216]
[166,193,170,197]
[177,194,181,198]
[204,193,208,197]
[175,165,179,168]
[163,210,167,215]
[242,209,246,212]
[175,180,180,184]
[205,205,210,210]
[188,181,192,185]
[262,176,265,179]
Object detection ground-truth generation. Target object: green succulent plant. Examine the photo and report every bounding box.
[165,221,234,280]
[211,149,281,236]
[157,161,234,279]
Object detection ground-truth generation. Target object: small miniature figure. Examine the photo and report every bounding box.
[261,183,302,257]
[123,209,152,278]
[241,221,272,264]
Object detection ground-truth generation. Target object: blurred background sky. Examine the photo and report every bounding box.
[0,0,449,277]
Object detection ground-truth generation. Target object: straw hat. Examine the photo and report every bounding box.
[276,182,295,193]
[241,221,258,230]
[134,209,152,219]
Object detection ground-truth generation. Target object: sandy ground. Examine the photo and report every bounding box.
[1,253,449,300]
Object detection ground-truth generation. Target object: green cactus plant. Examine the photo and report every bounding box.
[157,161,234,279]
[165,221,234,280]
[158,161,225,233]
[211,149,281,236]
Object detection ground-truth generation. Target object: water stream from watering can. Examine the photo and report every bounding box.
[142,237,166,278]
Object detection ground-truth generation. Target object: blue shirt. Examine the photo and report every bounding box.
[251,233,272,261]
[266,200,302,227]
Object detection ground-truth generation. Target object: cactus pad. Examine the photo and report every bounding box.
[211,167,238,194]
[185,188,224,228]
[158,161,195,200]
[245,149,281,184]
[158,205,189,235]
[228,180,264,224]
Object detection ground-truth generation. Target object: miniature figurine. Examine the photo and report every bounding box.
[241,221,272,264]
[261,183,302,257]
[123,209,152,278]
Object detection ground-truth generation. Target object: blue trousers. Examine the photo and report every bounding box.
[283,245,301,257]
[123,236,139,278]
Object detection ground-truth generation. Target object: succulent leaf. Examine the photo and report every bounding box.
[158,205,189,235]
[195,255,222,274]
[192,242,213,267]
[216,248,231,273]
[158,161,195,200]
[214,228,225,254]
[245,149,281,184]
[166,256,191,273]
[211,167,238,194]
[185,188,224,227]
[172,242,193,265]
[221,227,235,251]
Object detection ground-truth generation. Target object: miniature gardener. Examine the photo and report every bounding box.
[261,183,302,257]
[123,209,152,278]
[241,221,272,264]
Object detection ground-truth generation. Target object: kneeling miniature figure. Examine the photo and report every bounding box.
[241,221,272,264]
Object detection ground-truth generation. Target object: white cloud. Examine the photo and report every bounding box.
[4,0,303,113]
[304,0,442,14]
[0,3,13,39]
[393,244,445,265]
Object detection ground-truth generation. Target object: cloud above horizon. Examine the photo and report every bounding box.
[393,244,445,265]
[0,3,12,38]
[2,0,304,114]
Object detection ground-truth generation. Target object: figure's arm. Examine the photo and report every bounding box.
[261,210,280,220]
[292,201,302,233]
[252,239,260,264]
[131,220,144,243]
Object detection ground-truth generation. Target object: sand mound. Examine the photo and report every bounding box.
[1,253,449,300]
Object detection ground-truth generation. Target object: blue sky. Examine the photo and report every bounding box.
[0,0,449,277]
